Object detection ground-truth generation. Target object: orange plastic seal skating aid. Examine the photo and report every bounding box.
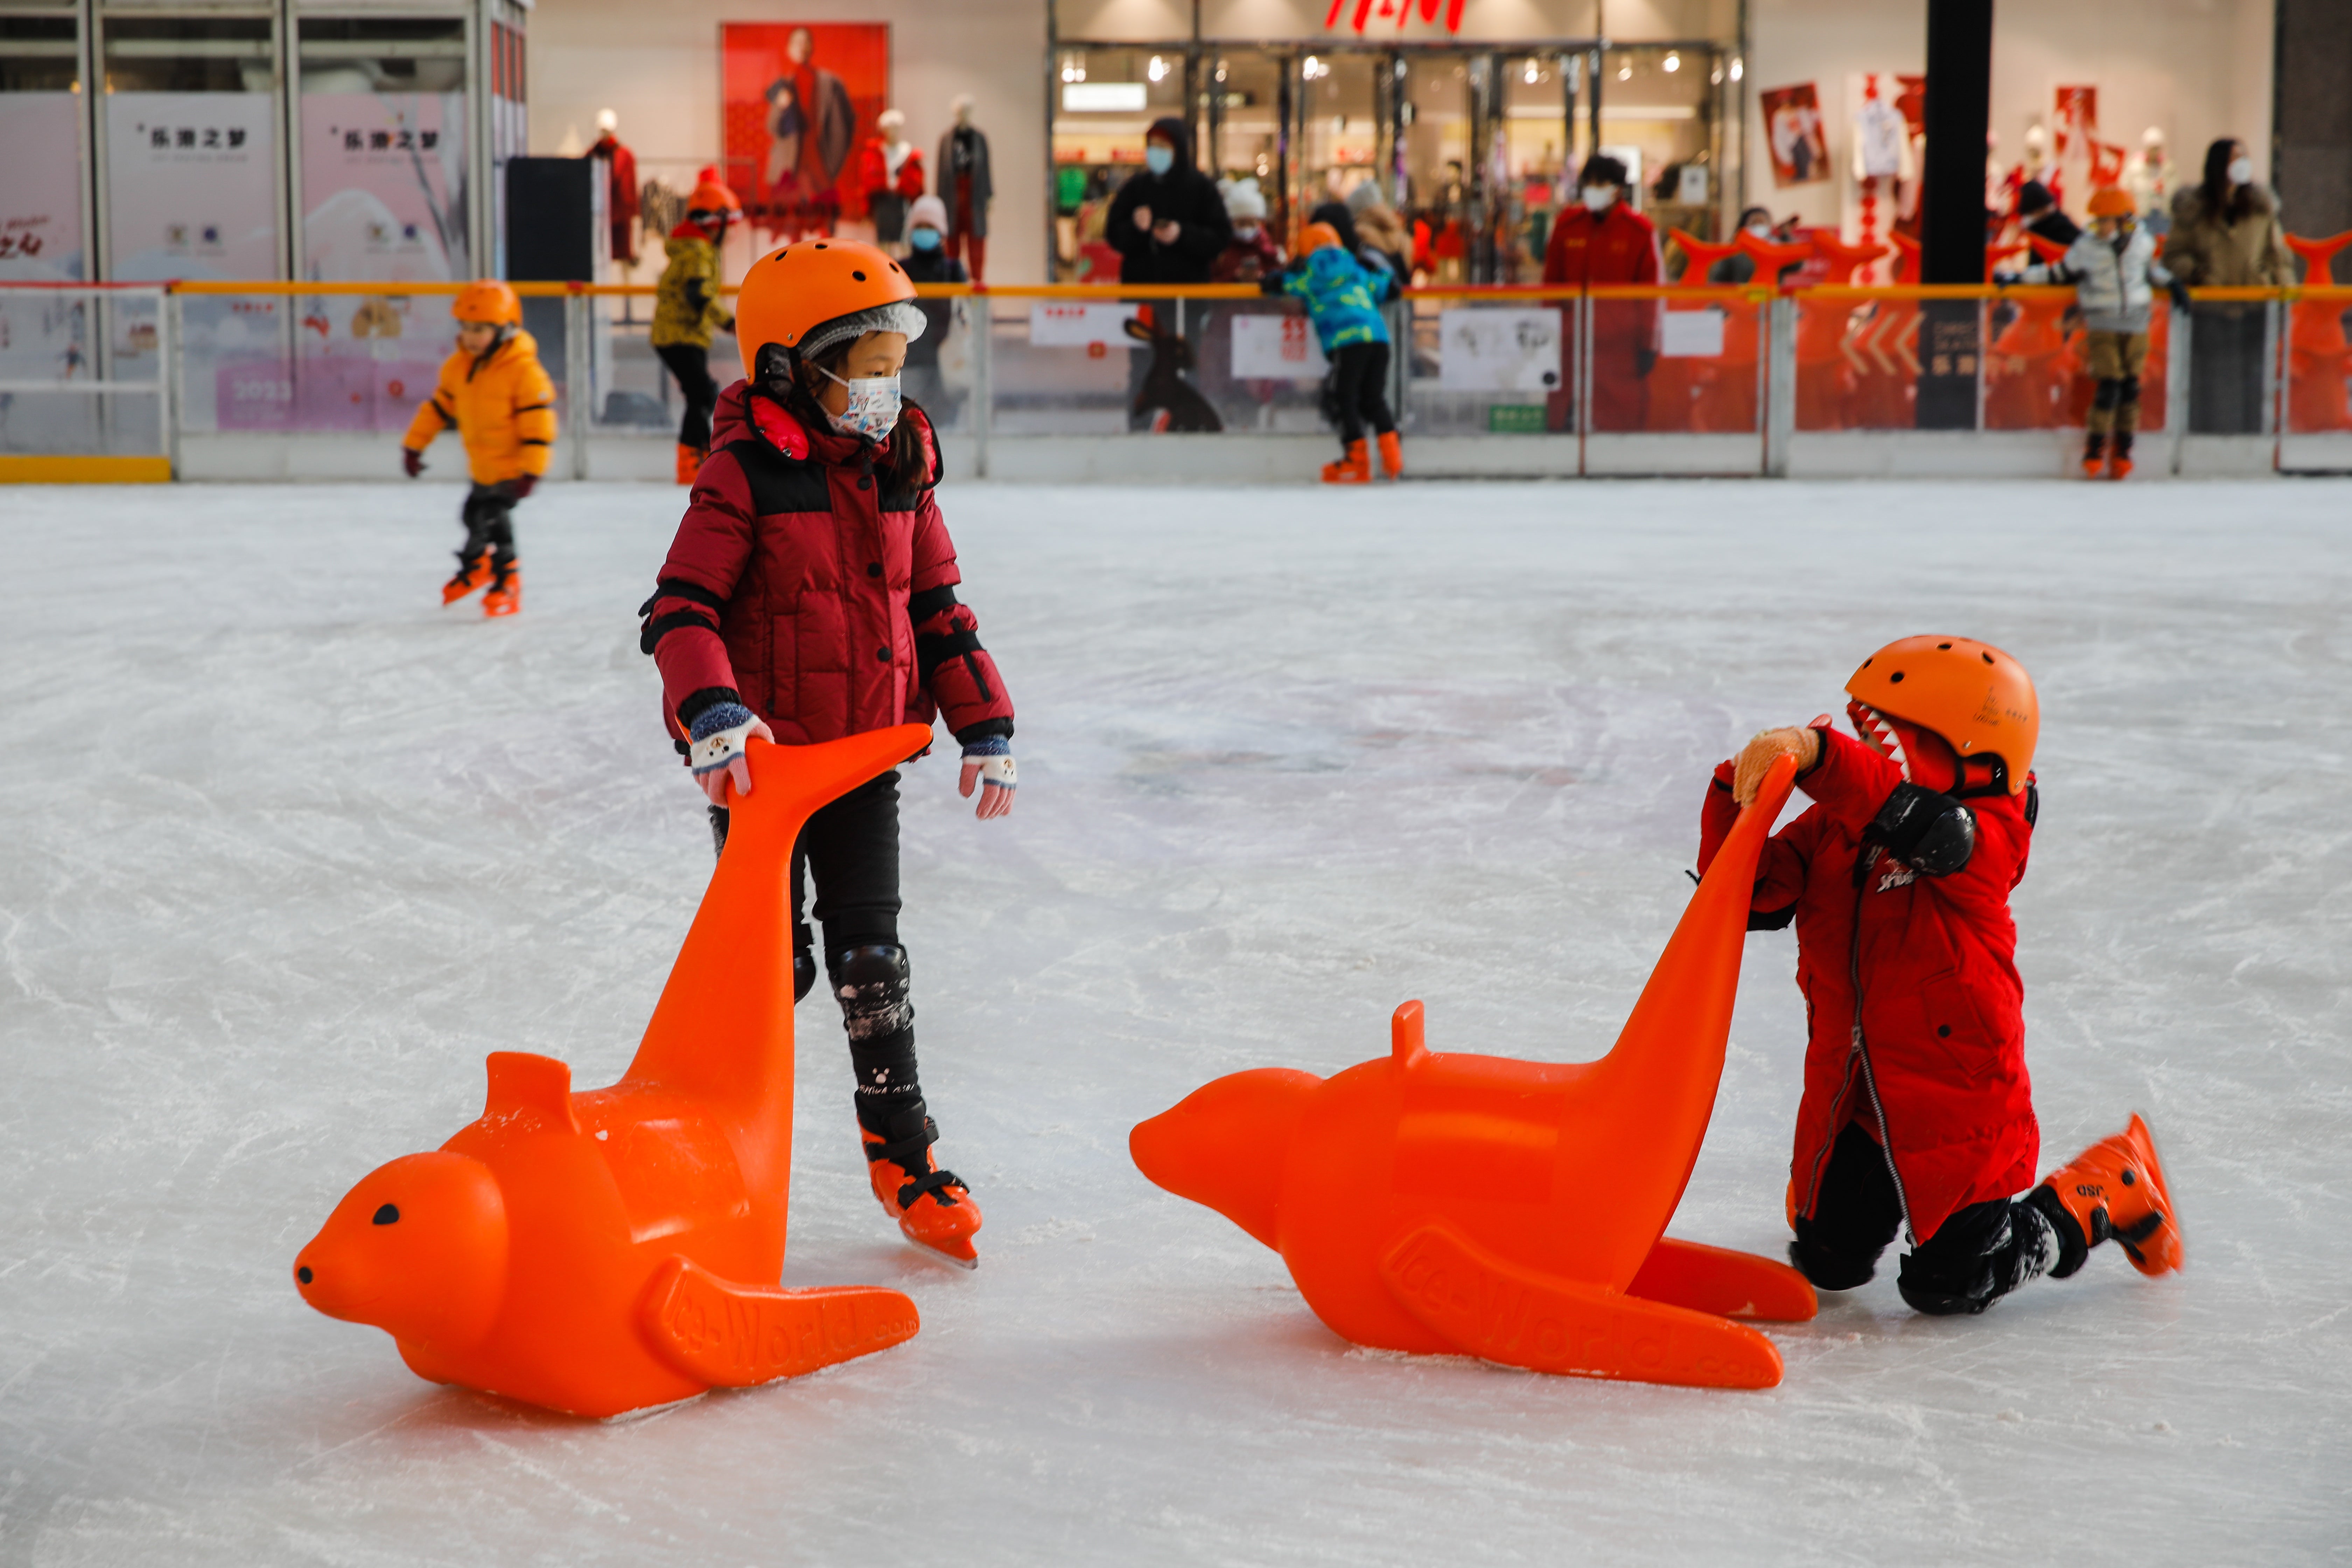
[294,727,933,1419]
[1130,754,1816,1390]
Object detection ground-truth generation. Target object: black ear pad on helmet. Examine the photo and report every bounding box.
[754,342,796,386]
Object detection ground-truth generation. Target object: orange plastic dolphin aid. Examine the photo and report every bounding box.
[1130,754,1814,1391]
[2285,231,2352,433]
[294,726,934,1419]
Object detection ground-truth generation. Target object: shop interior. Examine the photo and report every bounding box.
[1052,37,1732,283]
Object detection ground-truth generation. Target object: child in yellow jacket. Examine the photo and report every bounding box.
[401,280,556,617]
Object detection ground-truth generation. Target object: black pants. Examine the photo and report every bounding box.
[1790,1121,2061,1315]
[1328,340,1395,451]
[711,771,903,962]
[458,485,517,575]
[656,342,721,451]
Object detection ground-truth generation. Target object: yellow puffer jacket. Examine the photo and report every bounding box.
[651,227,729,350]
[403,330,558,484]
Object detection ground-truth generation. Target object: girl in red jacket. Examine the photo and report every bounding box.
[1701,637,2182,1314]
[637,239,1015,1267]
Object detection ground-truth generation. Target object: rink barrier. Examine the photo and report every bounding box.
[0,281,2340,481]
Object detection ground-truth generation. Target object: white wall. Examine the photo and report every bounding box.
[1745,0,2275,230]
[528,0,1052,283]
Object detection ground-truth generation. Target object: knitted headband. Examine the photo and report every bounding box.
[799,300,927,360]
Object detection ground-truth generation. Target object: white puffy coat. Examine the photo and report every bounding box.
[2063,227,2171,331]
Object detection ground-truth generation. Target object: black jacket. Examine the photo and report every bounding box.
[1105,117,1233,286]
[901,247,967,368]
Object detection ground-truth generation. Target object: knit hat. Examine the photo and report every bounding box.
[1224,178,1267,222]
[799,300,928,361]
[908,194,948,232]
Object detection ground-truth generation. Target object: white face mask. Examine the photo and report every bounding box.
[815,363,903,443]
[1581,185,1617,213]
[1744,221,1771,237]
[1234,223,1260,241]
[2227,155,2254,186]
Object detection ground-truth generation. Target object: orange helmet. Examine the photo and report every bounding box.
[686,180,743,223]
[2086,187,2135,219]
[1845,636,2039,794]
[451,279,521,326]
[732,237,918,380]
[1300,222,1343,254]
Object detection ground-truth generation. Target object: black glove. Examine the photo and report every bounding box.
[500,473,538,501]
[1863,782,1976,876]
[2168,279,2193,314]
[1257,272,1287,297]
[720,316,737,335]
[1633,347,1658,378]
[401,447,424,478]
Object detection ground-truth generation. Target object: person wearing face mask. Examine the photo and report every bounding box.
[2164,139,2293,435]
[1106,118,1232,428]
[637,238,1017,1268]
[1705,206,1778,285]
[899,194,968,421]
[1211,178,1284,283]
[652,180,743,484]
[1540,155,1662,432]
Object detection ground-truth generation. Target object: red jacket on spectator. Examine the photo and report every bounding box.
[1697,725,2039,1244]
[640,381,1014,750]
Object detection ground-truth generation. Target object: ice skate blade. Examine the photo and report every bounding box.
[903,1230,979,1269]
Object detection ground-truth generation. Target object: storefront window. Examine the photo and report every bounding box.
[1,14,86,281]
[101,15,279,280]
[1600,45,1721,243]
[298,16,470,285]
[1051,43,1190,281]
[1296,50,1381,213]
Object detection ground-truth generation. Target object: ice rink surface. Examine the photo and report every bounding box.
[2,476,2347,1565]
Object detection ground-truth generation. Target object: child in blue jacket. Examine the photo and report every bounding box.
[1268,223,1401,482]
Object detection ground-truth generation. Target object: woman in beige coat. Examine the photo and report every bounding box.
[2166,138,2294,433]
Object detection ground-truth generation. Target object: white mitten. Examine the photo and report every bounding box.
[958,737,1017,820]
[689,704,775,805]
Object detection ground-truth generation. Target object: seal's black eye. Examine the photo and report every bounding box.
[373,1203,400,1225]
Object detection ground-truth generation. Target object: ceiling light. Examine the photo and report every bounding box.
[1523,61,1540,85]
[1147,55,1168,83]
[1663,52,1680,73]
[1730,57,1744,82]
[1618,63,1632,81]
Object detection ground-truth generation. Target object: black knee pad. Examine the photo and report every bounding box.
[2091,378,2123,410]
[829,944,912,1038]
[2118,374,2142,404]
[1789,1216,1888,1291]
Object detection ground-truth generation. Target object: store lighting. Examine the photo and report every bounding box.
[1147,55,1168,83]
[1710,65,1723,85]
[1303,54,1323,80]
[1523,61,1539,85]
[1729,57,1744,82]
[1663,52,1680,73]
[1617,62,1631,81]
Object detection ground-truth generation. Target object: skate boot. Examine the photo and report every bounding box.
[676,444,706,485]
[2080,432,2107,478]
[2108,431,2135,480]
[481,561,522,618]
[2032,1113,2182,1276]
[1376,429,1405,479]
[862,1100,982,1267]
[1321,439,1371,484]
[441,553,491,606]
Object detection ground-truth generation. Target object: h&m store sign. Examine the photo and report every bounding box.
[1324,0,1467,32]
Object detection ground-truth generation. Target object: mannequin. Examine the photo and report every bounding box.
[859,108,926,247]
[587,108,640,267]
[2127,127,2172,225]
[936,94,994,283]
[2012,122,2057,212]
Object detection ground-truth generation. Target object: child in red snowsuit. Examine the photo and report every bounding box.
[637,239,1015,1267]
[1699,636,2182,1314]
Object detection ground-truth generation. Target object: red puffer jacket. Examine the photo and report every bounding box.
[1698,727,2038,1244]
[640,382,1014,749]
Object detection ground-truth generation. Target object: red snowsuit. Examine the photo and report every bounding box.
[642,382,1014,749]
[1542,201,1662,432]
[1697,726,2039,1245]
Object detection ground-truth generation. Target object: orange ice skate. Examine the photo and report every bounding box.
[1376,429,1404,479]
[441,555,491,606]
[481,564,522,618]
[2038,1113,2182,1276]
[1321,439,1371,484]
[863,1103,981,1267]
[676,443,706,485]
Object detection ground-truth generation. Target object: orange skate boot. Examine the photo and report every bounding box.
[441,553,490,606]
[862,1101,981,1267]
[1320,438,1371,484]
[675,443,706,485]
[1376,429,1404,479]
[2080,433,2108,478]
[2107,431,2135,480]
[480,562,522,618]
[2035,1113,2182,1276]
